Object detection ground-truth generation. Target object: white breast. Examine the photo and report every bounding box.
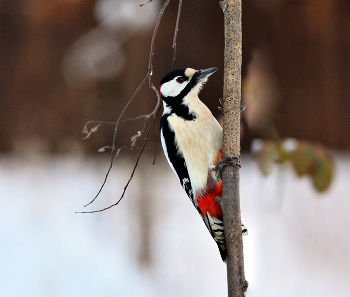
[168,94,222,194]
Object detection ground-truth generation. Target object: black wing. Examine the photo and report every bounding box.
[160,115,195,205]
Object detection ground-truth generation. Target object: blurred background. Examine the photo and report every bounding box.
[1,0,350,296]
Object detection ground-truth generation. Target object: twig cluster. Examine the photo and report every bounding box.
[78,0,183,213]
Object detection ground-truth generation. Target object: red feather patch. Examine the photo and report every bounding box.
[196,180,223,219]
[196,148,223,219]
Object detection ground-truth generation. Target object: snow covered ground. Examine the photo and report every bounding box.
[1,152,349,297]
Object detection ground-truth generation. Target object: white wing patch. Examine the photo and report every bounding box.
[160,128,179,182]
[182,178,189,188]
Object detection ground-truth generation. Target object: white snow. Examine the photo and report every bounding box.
[0,152,349,296]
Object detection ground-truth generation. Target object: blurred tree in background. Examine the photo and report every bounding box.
[0,0,349,155]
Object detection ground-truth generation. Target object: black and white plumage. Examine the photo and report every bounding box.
[159,67,230,260]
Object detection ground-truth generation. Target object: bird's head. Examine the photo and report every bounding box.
[160,67,218,101]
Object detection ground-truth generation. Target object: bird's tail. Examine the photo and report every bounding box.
[217,243,227,262]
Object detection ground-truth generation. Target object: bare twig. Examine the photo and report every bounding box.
[145,0,173,164]
[82,116,152,140]
[76,105,162,214]
[147,0,172,83]
[80,0,174,211]
[140,0,153,7]
[97,144,156,153]
[172,0,183,70]
[82,122,102,140]
[83,73,151,207]
[220,0,247,296]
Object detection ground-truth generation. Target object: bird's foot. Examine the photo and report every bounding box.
[218,103,246,113]
[242,224,248,236]
[218,98,224,112]
[215,157,241,180]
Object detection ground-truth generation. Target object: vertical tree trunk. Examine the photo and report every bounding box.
[220,1,247,296]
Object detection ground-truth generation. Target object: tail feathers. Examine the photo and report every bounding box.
[216,224,248,262]
[217,243,227,262]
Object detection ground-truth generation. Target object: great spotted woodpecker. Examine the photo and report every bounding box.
[159,67,246,261]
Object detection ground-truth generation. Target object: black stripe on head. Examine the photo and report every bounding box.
[160,68,187,86]
[160,68,200,101]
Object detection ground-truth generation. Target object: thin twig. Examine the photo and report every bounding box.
[148,0,171,78]
[83,73,151,207]
[81,0,171,210]
[172,0,183,70]
[145,0,173,165]
[82,115,158,139]
[140,0,153,7]
[97,144,156,153]
[76,105,162,214]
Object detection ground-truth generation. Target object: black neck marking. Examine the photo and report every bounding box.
[160,68,187,86]
[161,77,199,121]
[160,68,201,121]
[161,98,196,121]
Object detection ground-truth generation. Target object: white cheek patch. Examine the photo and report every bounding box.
[160,77,189,97]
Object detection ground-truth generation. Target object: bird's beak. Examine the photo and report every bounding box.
[195,67,218,81]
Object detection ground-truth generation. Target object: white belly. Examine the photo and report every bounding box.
[168,114,222,193]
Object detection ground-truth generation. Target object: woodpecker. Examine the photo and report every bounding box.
[159,67,245,261]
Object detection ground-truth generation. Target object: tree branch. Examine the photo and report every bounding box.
[79,0,176,212]
[220,0,247,296]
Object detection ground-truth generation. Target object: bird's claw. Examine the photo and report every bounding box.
[218,98,224,113]
[241,224,248,236]
[215,157,241,180]
[218,104,245,113]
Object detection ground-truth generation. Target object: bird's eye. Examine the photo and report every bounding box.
[176,76,185,84]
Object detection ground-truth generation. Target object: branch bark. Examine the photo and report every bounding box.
[220,0,247,296]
